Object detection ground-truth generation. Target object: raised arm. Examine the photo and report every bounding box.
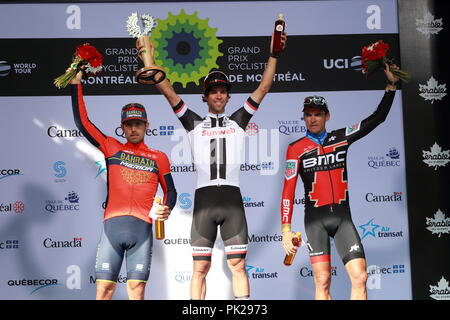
[250,31,287,104]
[70,71,108,150]
[345,64,399,144]
[136,38,181,107]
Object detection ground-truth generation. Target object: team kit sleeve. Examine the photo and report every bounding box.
[344,90,396,144]
[229,97,260,130]
[70,83,109,151]
[280,145,301,233]
[171,99,203,132]
[156,151,177,211]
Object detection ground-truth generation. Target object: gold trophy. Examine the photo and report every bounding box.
[126,12,166,85]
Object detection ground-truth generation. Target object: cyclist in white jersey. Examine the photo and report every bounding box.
[137,31,286,300]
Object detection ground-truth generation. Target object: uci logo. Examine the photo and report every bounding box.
[323,56,362,71]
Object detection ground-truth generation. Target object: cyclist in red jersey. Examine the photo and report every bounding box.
[69,70,177,300]
[280,64,399,300]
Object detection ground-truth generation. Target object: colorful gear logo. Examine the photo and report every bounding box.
[151,10,223,88]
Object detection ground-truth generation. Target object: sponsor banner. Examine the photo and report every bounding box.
[0,2,399,39]
[0,34,400,96]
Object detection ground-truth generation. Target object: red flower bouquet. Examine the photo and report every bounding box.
[54,43,103,89]
[361,40,410,82]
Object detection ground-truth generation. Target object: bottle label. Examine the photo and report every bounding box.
[276,24,284,32]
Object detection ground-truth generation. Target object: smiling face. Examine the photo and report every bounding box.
[204,85,230,114]
[303,106,330,135]
[121,119,148,144]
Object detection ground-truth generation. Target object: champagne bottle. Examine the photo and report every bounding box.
[272,14,285,57]
[154,196,165,240]
[283,232,301,266]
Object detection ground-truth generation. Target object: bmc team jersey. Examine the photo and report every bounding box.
[171,97,259,189]
[281,91,396,229]
[70,84,177,224]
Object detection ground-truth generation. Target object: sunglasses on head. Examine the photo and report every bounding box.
[304,96,327,106]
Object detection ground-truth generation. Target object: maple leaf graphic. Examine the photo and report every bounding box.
[429,277,450,300]
[419,77,447,103]
[422,143,450,170]
[416,12,444,38]
[426,209,450,237]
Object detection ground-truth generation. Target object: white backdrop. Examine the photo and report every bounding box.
[0,0,411,300]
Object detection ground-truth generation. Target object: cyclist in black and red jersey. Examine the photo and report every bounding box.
[280,64,399,300]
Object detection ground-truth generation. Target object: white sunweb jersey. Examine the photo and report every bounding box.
[172,97,260,189]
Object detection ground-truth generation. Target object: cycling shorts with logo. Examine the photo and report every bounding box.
[95,216,153,282]
[191,185,248,261]
[305,204,365,265]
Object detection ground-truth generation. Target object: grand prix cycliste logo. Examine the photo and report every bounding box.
[152,10,223,88]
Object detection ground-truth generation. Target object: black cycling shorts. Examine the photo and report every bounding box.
[304,204,365,265]
[95,216,153,283]
[191,185,248,261]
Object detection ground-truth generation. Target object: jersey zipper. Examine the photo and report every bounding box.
[216,114,221,187]
[320,145,334,212]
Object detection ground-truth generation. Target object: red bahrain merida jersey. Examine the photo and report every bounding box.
[71,84,176,224]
